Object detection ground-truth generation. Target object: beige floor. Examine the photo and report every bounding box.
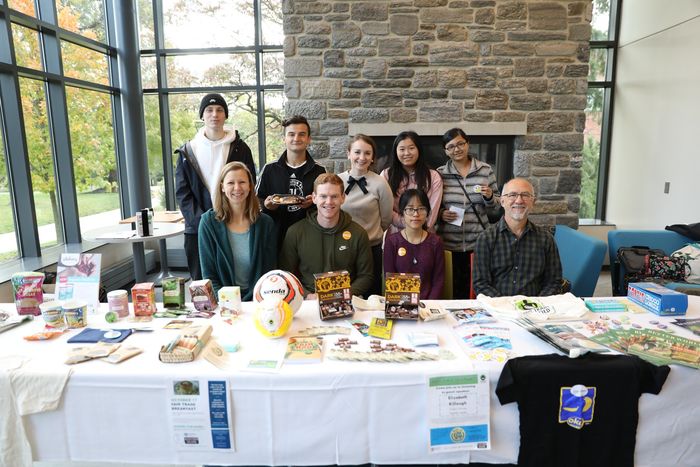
[592,269,613,297]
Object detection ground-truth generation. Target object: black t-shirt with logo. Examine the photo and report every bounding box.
[496,353,669,467]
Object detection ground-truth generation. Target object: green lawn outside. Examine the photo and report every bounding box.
[0,192,120,234]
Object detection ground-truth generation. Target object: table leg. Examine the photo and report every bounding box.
[131,242,146,283]
[159,238,170,277]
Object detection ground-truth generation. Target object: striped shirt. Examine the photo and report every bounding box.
[437,159,499,252]
[473,218,562,297]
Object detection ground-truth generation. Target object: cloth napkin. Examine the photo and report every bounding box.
[67,327,133,343]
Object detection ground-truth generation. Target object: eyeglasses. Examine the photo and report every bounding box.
[403,207,428,215]
[502,192,534,201]
[445,141,468,153]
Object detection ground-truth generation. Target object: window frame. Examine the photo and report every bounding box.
[0,0,122,257]
[140,0,283,211]
[586,0,622,221]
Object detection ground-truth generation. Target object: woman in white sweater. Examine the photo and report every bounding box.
[338,134,393,296]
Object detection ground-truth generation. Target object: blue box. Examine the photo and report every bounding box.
[627,282,688,316]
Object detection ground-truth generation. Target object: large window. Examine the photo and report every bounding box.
[19,77,63,248]
[0,0,120,263]
[65,86,121,227]
[580,0,620,220]
[138,0,284,212]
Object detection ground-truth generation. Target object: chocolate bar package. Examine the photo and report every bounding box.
[314,270,354,320]
[384,272,420,320]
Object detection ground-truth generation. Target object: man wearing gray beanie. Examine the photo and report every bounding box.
[175,93,256,280]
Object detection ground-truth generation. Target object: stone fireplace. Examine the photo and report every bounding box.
[282,0,590,227]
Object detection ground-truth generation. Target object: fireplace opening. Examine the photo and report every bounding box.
[370,135,514,190]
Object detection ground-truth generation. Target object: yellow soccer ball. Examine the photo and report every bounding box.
[254,300,293,338]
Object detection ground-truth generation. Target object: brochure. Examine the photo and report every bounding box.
[284,336,323,364]
[515,317,608,355]
[448,307,496,326]
[56,253,102,313]
[590,328,700,369]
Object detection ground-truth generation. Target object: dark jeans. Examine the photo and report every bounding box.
[451,250,473,299]
[184,232,202,281]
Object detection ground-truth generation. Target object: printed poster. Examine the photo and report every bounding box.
[427,373,491,453]
[168,379,234,451]
[56,253,101,313]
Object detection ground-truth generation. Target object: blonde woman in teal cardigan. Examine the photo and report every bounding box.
[198,161,276,299]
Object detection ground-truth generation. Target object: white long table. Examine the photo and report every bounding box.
[2,297,699,466]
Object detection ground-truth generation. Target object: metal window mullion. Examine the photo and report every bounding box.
[158,92,176,210]
[106,0,131,218]
[45,78,79,243]
[149,84,282,94]
[1,8,41,257]
[254,0,266,170]
[112,0,150,215]
[0,72,41,257]
[153,0,175,210]
[597,0,622,221]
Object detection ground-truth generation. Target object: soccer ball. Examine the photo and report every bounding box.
[254,300,293,338]
[253,270,304,315]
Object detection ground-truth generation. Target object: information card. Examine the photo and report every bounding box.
[427,373,491,453]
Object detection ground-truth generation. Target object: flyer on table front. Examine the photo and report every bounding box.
[427,373,491,453]
[168,379,234,452]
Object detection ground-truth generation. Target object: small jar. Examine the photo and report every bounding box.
[107,290,129,318]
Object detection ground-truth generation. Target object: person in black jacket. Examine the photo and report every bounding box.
[175,93,255,280]
[256,115,325,249]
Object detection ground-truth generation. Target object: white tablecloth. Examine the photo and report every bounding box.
[1,297,698,466]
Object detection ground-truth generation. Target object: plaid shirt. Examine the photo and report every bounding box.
[473,218,562,297]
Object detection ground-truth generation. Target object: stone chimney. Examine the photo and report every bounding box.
[283,0,591,226]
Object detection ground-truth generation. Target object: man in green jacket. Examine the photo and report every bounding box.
[280,173,374,297]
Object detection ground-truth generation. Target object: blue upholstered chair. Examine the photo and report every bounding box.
[554,225,607,297]
[607,229,699,295]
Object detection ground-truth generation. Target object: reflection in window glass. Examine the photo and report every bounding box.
[591,0,611,41]
[57,0,106,43]
[12,24,42,71]
[65,87,120,228]
[264,91,285,164]
[166,54,257,88]
[0,119,20,263]
[588,48,608,82]
[261,0,283,46]
[262,52,283,85]
[8,0,35,17]
[143,94,165,210]
[162,0,254,49]
[141,56,158,89]
[19,77,63,248]
[62,41,109,85]
[135,0,155,49]
[580,88,605,219]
